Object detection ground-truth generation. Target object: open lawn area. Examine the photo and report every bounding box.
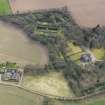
[66,42,85,64]
[0,84,44,105]
[22,72,74,97]
[0,0,11,15]
[91,48,105,60]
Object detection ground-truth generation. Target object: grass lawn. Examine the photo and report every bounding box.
[0,84,44,105]
[0,0,11,15]
[91,48,105,60]
[22,72,74,97]
[67,42,85,64]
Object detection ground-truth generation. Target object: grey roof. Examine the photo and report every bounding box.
[80,54,92,62]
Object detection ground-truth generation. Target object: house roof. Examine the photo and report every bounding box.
[80,54,92,62]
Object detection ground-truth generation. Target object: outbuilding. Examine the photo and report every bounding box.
[80,53,92,62]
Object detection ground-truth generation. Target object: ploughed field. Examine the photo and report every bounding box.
[0,84,43,105]
[9,0,105,27]
[0,21,48,65]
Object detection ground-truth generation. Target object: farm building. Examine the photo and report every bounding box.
[80,54,92,62]
[1,68,21,82]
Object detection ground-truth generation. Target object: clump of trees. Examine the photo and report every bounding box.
[81,25,105,49]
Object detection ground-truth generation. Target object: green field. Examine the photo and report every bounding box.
[0,0,11,15]
[91,48,105,60]
[22,72,74,97]
[0,84,44,105]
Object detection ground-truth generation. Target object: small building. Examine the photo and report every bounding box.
[1,69,21,82]
[80,54,92,63]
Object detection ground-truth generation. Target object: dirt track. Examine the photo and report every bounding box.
[9,0,105,27]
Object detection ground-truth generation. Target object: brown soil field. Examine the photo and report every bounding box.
[9,0,64,13]
[0,21,49,66]
[9,0,105,27]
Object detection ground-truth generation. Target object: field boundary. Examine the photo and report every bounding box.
[1,82,105,102]
[7,0,12,14]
